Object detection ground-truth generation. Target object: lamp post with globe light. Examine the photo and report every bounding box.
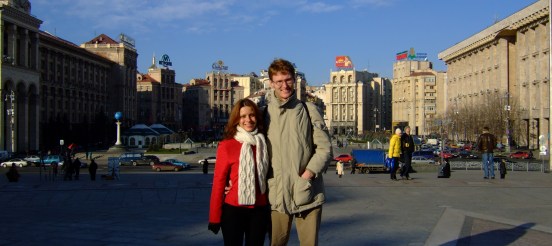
[114,112,122,146]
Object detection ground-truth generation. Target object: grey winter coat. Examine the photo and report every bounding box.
[265,91,332,214]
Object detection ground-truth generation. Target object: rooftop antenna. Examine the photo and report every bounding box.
[494,14,499,24]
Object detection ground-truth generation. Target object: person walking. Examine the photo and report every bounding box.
[336,160,344,178]
[202,158,209,174]
[477,126,497,179]
[208,99,270,246]
[73,158,81,180]
[6,163,20,182]
[265,59,332,246]
[400,126,415,180]
[88,159,98,181]
[350,158,357,174]
[63,156,73,181]
[388,128,402,181]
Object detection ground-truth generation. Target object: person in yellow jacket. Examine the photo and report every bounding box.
[388,128,402,180]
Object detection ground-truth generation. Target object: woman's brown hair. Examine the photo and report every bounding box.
[223,99,263,140]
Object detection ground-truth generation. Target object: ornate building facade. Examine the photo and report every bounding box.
[137,56,183,131]
[0,0,41,152]
[324,69,389,136]
[392,60,446,136]
[438,0,549,149]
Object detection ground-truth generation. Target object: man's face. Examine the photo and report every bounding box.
[405,128,410,134]
[270,72,295,101]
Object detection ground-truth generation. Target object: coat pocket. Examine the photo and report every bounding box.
[267,178,277,204]
[293,177,313,206]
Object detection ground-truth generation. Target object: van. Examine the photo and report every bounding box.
[118,152,152,166]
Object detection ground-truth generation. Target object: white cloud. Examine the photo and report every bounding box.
[299,2,342,13]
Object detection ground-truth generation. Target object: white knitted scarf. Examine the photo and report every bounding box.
[234,126,269,205]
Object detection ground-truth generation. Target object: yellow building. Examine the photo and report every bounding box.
[438,0,549,148]
[392,60,446,136]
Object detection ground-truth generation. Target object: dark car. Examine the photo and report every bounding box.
[143,155,160,165]
[458,150,478,159]
[152,161,183,172]
[509,151,533,159]
[412,151,434,159]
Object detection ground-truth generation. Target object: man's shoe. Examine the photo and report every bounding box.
[484,177,489,179]
[491,177,495,179]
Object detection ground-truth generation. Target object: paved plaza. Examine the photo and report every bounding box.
[1,159,552,246]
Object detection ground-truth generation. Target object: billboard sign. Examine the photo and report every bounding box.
[335,56,353,68]
[159,54,172,67]
[396,48,428,61]
[212,60,228,71]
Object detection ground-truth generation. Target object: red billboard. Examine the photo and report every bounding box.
[335,56,353,68]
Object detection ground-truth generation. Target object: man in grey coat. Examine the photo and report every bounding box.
[265,58,332,246]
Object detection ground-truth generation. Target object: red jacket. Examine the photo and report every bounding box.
[208,138,268,224]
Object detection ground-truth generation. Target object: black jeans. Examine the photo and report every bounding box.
[221,203,270,246]
[400,153,412,178]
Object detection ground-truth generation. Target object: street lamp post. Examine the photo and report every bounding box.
[373,108,378,133]
[4,90,15,152]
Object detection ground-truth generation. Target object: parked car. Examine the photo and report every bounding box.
[458,150,478,159]
[439,151,454,159]
[152,161,183,172]
[334,154,353,162]
[412,151,434,159]
[411,156,435,165]
[118,152,153,166]
[143,155,160,165]
[24,155,41,164]
[1,158,29,167]
[41,155,65,167]
[509,151,533,159]
[198,156,217,165]
[164,158,190,169]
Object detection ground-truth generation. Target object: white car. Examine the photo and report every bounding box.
[198,156,216,165]
[24,155,41,164]
[1,158,29,167]
[411,156,435,165]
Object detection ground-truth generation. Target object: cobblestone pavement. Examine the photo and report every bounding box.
[1,160,552,245]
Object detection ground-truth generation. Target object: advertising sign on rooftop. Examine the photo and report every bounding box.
[159,54,172,67]
[212,60,228,71]
[335,56,353,68]
[396,48,428,61]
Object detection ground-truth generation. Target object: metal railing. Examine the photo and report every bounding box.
[449,160,547,172]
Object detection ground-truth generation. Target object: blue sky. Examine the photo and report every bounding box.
[32,0,537,86]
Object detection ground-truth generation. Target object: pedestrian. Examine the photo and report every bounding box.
[265,58,332,245]
[336,160,344,178]
[477,126,497,179]
[388,128,402,181]
[350,158,357,174]
[52,162,58,179]
[73,157,81,180]
[89,159,98,181]
[63,156,73,181]
[208,99,270,245]
[400,126,415,180]
[202,158,209,174]
[6,163,20,182]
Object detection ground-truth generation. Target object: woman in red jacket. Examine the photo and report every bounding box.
[208,99,270,245]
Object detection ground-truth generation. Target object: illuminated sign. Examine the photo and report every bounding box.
[119,33,135,47]
[159,54,172,67]
[335,56,353,68]
[212,60,228,71]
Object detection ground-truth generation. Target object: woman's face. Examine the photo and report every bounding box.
[239,106,257,132]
